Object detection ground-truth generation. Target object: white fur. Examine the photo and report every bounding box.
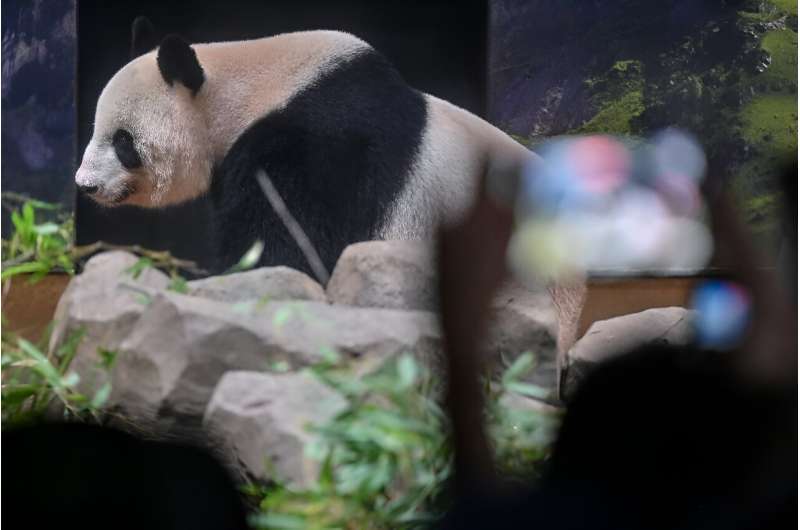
[379,94,533,238]
[78,31,368,207]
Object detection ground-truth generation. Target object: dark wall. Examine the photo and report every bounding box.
[2,0,77,237]
[76,0,488,273]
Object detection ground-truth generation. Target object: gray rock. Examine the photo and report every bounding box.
[498,392,563,416]
[327,242,558,387]
[104,293,441,423]
[187,266,326,304]
[203,370,346,488]
[561,307,695,400]
[327,240,437,310]
[48,251,169,397]
[486,280,558,391]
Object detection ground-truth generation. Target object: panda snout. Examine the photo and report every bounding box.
[75,166,104,197]
[77,184,99,195]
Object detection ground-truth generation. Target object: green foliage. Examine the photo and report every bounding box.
[769,0,798,16]
[228,240,265,273]
[1,195,75,282]
[249,352,560,529]
[740,94,798,159]
[556,1,796,250]
[167,274,190,294]
[1,326,113,425]
[575,60,644,135]
[760,29,798,89]
[489,353,560,478]
[575,89,645,135]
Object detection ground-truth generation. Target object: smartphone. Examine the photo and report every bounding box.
[504,129,714,284]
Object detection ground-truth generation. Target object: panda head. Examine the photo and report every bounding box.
[76,19,212,208]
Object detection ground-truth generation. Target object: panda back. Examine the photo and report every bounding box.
[209,46,428,276]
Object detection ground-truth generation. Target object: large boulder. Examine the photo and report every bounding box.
[327,240,437,311]
[204,370,346,488]
[561,307,695,400]
[327,241,559,389]
[187,266,326,304]
[98,293,441,424]
[48,251,169,396]
[486,280,558,390]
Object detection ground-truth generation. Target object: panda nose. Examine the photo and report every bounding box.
[78,185,99,195]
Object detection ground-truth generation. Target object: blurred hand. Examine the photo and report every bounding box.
[437,168,515,492]
[703,174,797,392]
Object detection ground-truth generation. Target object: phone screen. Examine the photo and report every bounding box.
[505,129,714,285]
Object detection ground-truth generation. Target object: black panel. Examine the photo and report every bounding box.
[76,0,487,274]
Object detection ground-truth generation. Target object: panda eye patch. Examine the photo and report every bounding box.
[112,129,142,169]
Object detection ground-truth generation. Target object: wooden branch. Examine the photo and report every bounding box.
[71,242,209,276]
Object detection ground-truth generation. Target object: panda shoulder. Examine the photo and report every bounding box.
[278,29,373,55]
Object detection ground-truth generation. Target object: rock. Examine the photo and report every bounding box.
[328,242,559,388]
[486,280,558,390]
[203,370,346,488]
[499,392,563,416]
[327,240,437,311]
[186,266,326,304]
[102,293,441,424]
[561,307,695,401]
[48,251,169,397]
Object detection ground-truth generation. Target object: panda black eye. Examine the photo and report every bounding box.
[112,129,142,169]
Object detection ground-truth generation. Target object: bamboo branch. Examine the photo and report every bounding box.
[255,169,330,285]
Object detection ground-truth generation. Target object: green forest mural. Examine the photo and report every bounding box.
[490,0,797,254]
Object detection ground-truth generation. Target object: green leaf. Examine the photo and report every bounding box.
[273,306,293,328]
[61,372,80,388]
[270,360,290,373]
[22,203,34,226]
[57,254,75,274]
[16,338,49,364]
[91,382,112,409]
[316,346,340,365]
[397,354,418,389]
[124,257,153,279]
[56,328,86,373]
[10,211,25,235]
[2,384,39,405]
[249,513,308,529]
[1,261,50,280]
[230,240,264,272]
[97,348,118,370]
[504,381,551,400]
[502,352,536,385]
[167,275,189,294]
[32,223,59,235]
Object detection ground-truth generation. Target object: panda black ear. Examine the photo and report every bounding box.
[130,16,159,59]
[157,34,205,96]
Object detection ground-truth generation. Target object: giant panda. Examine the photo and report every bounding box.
[76,18,533,277]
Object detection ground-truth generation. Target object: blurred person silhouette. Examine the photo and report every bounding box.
[437,154,796,529]
[2,422,250,530]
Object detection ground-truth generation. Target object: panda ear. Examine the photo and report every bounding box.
[130,16,159,59]
[157,34,205,96]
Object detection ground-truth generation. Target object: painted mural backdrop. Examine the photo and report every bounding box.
[489,0,797,253]
[2,0,77,234]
